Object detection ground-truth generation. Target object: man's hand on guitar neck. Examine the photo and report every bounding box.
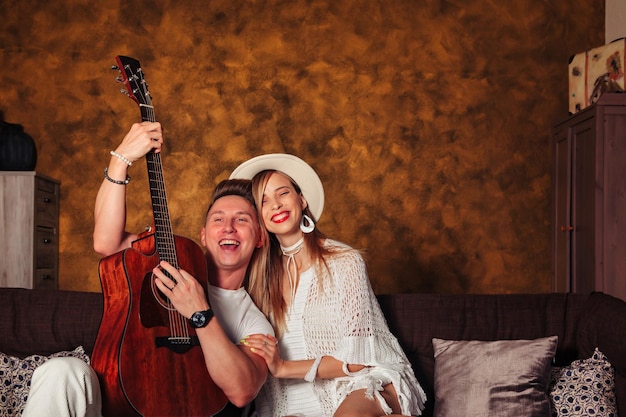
[115,121,164,162]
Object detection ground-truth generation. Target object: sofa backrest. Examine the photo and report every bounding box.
[0,288,103,358]
[377,292,626,417]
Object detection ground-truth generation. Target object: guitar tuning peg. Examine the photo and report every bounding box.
[115,76,124,83]
[111,65,119,70]
[119,89,129,95]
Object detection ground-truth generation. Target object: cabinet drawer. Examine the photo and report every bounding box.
[35,187,59,227]
[36,176,58,194]
[35,268,57,289]
[36,227,58,268]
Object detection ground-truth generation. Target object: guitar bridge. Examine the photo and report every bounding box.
[155,336,200,354]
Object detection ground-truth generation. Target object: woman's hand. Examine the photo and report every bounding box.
[241,334,285,377]
[242,335,369,380]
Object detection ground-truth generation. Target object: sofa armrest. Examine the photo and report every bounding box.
[576,292,626,416]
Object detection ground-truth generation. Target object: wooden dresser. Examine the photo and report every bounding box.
[552,93,626,301]
[0,172,60,289]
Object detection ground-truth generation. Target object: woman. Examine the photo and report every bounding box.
[230,154,426,417]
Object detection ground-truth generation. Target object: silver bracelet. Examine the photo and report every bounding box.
[304,356,323,382]
[104,167,130,185]
[110,150,133,166]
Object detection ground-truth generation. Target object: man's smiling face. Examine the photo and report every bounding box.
[201,195,262,274]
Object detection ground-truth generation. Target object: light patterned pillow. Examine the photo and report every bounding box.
[549,348,617,417]
[0,346,90,417]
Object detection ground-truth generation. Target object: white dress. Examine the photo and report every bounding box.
[255,239,426,417]
[278,268,323,417]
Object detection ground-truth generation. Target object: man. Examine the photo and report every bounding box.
[23,121,272,417]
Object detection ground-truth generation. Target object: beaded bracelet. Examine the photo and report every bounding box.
[110,150,133,166]
[104,167,130,185]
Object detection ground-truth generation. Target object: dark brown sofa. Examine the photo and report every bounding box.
[1,288,625,416]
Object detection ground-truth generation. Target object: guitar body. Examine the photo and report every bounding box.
[92,233,228,417]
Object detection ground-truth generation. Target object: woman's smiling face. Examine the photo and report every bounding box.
[261,171,307,239]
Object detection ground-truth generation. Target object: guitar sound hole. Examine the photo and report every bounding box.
[140,272,174,328]
[150,270,177,309]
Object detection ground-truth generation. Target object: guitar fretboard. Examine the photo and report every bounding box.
[138,103,179,270]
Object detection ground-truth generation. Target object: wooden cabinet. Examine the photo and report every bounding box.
[552,94,626,301]
[0,172,60,289]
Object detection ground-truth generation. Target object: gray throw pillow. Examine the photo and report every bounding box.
[433,336,558,417]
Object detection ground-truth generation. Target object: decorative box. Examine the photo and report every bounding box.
[568,38,625,114]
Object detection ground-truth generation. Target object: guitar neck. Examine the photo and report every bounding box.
[139,104,178,269]
[114,55,179,269]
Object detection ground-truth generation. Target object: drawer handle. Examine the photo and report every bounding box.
[43,197,52,203]
[43,238,52,244]
[560,225,574,232]
[41,274,53,280]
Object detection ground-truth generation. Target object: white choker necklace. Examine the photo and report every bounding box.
[281,237,305,302]
[280,237,305,255]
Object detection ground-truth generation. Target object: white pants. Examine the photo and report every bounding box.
[22,357,102,417]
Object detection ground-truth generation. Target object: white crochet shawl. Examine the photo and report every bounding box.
[255,239,426,417]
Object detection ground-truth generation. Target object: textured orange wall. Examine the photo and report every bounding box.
[0,0,604,294]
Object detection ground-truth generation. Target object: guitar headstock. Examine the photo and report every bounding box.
[113,55,152,107]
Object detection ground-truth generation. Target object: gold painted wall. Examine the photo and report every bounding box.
[0,0,604,294]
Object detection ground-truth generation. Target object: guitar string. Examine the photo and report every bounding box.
[145,104,191,343]
[135,72,187,336]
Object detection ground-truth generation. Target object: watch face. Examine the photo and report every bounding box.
[192,312,206,327]
[190,309,213,328]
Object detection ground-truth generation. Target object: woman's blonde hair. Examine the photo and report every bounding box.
[246,170,334,334]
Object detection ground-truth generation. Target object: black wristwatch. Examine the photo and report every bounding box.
[189,309,214,329]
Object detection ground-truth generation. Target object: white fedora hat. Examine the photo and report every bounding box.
[230,153,325,221]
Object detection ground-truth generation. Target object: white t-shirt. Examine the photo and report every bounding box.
[207,284,275,342]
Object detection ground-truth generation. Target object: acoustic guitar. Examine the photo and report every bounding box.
[91,56,228,417]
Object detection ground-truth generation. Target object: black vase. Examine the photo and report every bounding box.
[0,121,37,170]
